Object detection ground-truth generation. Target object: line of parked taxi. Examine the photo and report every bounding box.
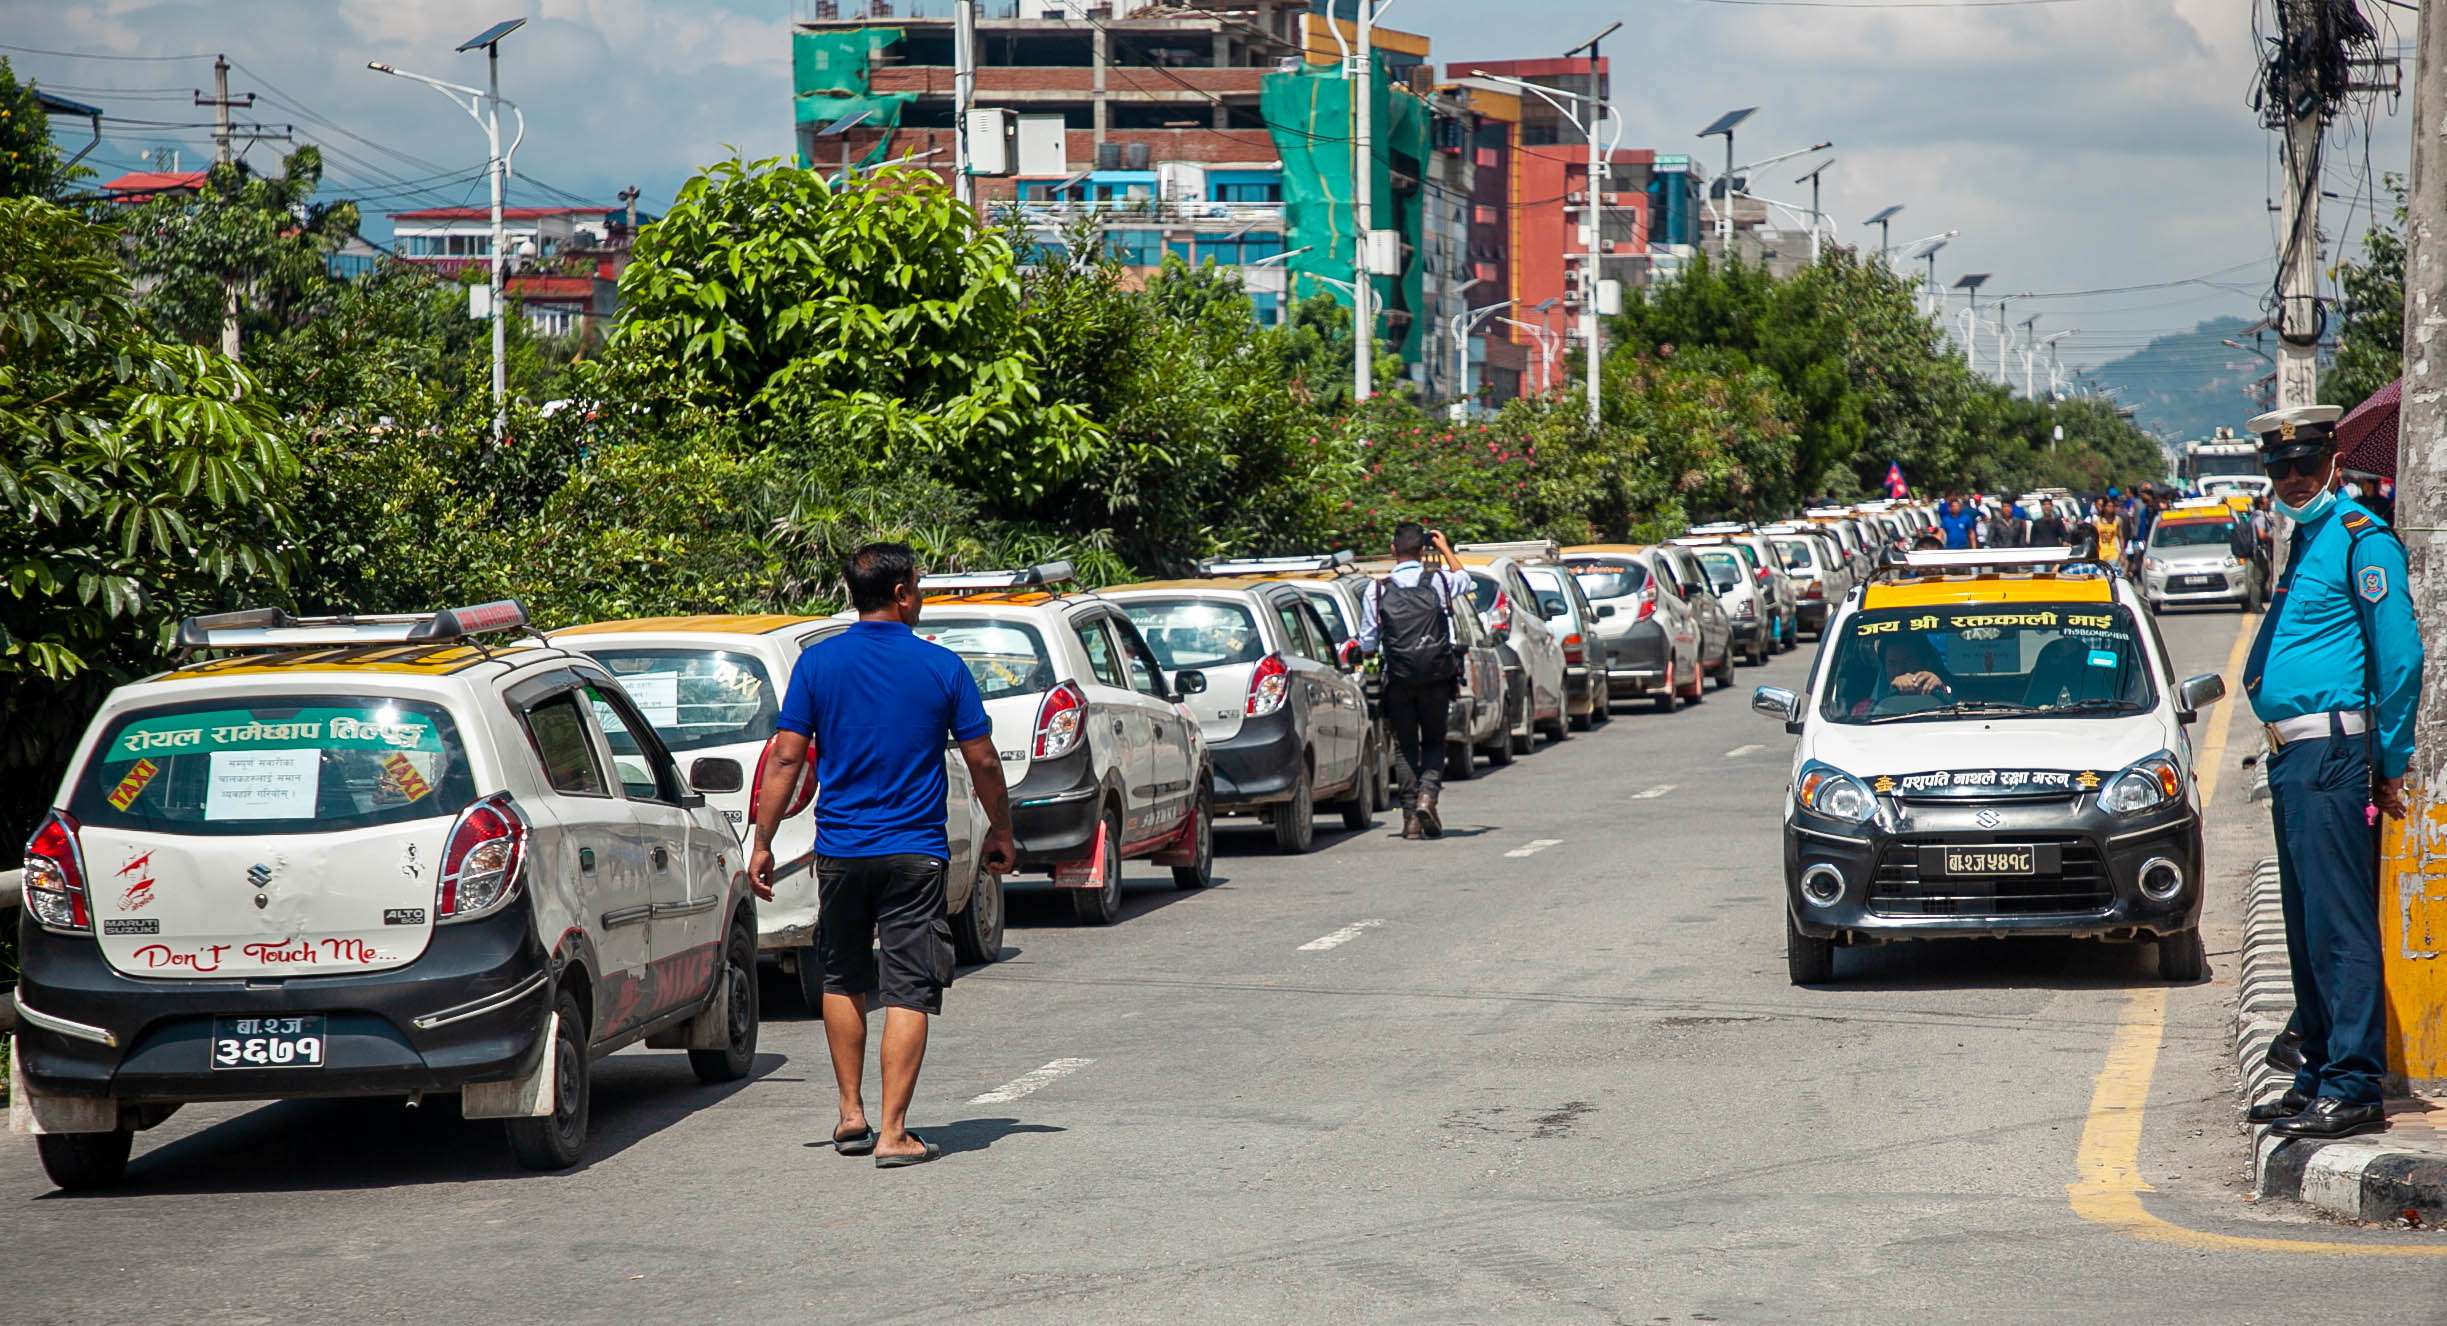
[7,509,1940,1190]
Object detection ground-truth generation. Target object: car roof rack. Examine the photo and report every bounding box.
[1194,551,1357,577]
[1867,547,2103,584]
[1685,521,1754,537]
[917,561,1076,595]
[1454,539,1561,562]
[176,601,535,656]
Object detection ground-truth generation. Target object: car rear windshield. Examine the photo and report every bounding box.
[1568,562,1647,600]
[1523,568,1573,620]
[71,696,475,836]
[1820,602,2156,725]
[919,618,1056,701]
[1296,588,1352,645]
[2152,520,2235,550]
[1120,599,1266,669]
[1771,538,1818,570]
[583,648,778,752]
[1693,549,1745,592]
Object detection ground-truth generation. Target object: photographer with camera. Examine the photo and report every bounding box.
[1357,523,1474,840]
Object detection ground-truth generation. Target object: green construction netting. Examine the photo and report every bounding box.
[793,28,915,169]
[1262,55,1430,366]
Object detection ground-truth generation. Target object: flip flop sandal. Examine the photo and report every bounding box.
[833,1126,876,1156]
[875,1134,944,1169]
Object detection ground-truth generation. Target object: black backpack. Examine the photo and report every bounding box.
[1374,575,1461,684]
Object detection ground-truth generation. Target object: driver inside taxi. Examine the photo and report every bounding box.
[1850,633,1953,716]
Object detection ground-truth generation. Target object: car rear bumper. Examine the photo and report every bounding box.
[1797,600,1831,630]
[1596,623,1671,691]
[1010,747,1102,866]
[1731,618,1769,650]
[1211,710,1305,808]
[12,894,551,1108]
[1783,798,2202,942]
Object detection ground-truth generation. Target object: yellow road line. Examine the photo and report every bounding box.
[2066,614,2447,1255]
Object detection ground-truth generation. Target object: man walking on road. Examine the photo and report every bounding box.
[2240,406,2424,1141]
[2029,499,2068,547]
[1937,495,1980,549]
[1359,523,1474,841]
[748,543,1018,1168]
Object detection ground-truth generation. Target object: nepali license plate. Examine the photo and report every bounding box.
[2175,574,2221,590]
[209,1015,327,1070]
[1923,844,2046,877]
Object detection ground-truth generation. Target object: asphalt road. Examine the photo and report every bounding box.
[7,607,2446,1323]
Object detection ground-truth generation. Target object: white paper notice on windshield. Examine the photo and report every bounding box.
[624,673,681,727]
[205,748,319,820]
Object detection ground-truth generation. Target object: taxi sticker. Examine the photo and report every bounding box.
[2359,566,2388,603]
[107,758,160,810]
[380,752,433,804]
[2086,649,2118,668]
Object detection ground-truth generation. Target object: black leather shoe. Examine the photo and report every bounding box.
[2269,1097,2385,1140]
[2246,1090,2308,1124]
[2265,1029,2304,1074]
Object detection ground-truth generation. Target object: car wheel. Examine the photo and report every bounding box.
[1714,649,1737,689]
[794,943,826,1013]
[954,864,1009,957]
[1372,733,1396,812]
[1335,742,1377,832]
[1680,658,1706,702]
[1541,706,1570,742]
[1071,807,1125,924]
[2158,929,2207,983]
[507,986,592,1171]
[1487,695,1518,765]
[1654,663,1680,714]
[35,1130,133,1192]
[1786,914,1837,986]
[1746,635,1770,666]
[1171,784,1215,890]
[1447,739,1479,780]
[1510,693,1536,755]
[1270,765,1315,854]
[689,916,761,1084]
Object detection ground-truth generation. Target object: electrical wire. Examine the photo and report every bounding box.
[0,42,215,63]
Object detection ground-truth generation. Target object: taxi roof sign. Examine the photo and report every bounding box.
[176,601,532,653]
[918,561,1075,594]
[1454,539,1561,562]
[1195,551,1356,576]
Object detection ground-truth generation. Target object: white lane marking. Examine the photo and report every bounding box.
[1725,743,1765,758]
[969,1058,1095,1105]
[1505,839,1564,858]
[1298,919,1385,952]
[1631,784,1677,799]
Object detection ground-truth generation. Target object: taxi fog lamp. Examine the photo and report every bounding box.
[2139,856,2185,902]
[1796,762,1874,824]
[1799,863,1845,907]
[2102,754,2182,815]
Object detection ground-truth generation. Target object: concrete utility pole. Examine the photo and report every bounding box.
[1571,22,1621,434]
[197,54,252,362]
[2382,0,2447,1086]
[954,0,978,212]
[1350,1,1378,405]
[2275,0,2324,409]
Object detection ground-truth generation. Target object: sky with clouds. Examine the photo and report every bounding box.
[8,0,2417,375]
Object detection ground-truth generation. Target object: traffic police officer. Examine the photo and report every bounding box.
[2241,404,2424,1140]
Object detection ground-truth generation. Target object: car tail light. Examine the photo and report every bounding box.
[1488,590,1512,636]
[1033,681,1087,759]
[23,809,91,935]
[1632,587,1657,623]
[1247,653,1291,717]
[438,793,528,923]
[1562,631,1585,665]
[1800,581,1824,600]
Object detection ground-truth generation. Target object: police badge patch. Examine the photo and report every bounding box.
[2359,565,2388,602]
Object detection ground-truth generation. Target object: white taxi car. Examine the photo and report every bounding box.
[11,603,759,1188]
[548,614,998,1002]
[1752,550,2227,986]
[907,564,1212,925]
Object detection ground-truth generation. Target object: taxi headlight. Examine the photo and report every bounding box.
[2102,753,2183,815]
[1796,762,1875,824]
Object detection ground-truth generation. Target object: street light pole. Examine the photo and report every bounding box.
[1568,22,1620,433]
[1348,0,1398,405]
[1795,156,1834,264]
[1698,108,1755,261]
[1448,298,1512,420]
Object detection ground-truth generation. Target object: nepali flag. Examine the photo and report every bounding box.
[1884,461,1907,498]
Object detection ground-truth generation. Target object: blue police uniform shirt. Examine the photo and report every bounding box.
[2245,495,2423,779]
[775,619,992,859]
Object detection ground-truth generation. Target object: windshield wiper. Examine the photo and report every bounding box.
[2044,698,2146,716]
[1866,699,2034,723]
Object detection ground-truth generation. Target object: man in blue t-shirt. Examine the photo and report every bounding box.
[1937,495,1980,550]
[749,542,1015,1169]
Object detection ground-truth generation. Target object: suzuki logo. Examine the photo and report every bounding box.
[247,863,273,888]
[1974,810,2001,830]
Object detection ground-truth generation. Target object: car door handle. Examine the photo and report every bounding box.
[579,847,597,872]
[651,845,670,871]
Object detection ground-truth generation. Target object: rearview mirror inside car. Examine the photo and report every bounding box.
[689,757,745,794]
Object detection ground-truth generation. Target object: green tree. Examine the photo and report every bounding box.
[0,57,61,199]
[121,148,360,348]
[2324,175,2405,414]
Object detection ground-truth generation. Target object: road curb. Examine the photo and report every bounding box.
[2234,856,2447,1223]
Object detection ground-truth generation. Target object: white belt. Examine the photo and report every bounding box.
[2265,711,2369,750]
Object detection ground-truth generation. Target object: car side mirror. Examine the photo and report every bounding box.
[2177,673,2226,721]
[1683,582,1705,599]
[1173,668,1208,696]
[689,757,745,794]
[1752,686,1803,735]
[1544,603,1568,620]
[1597,604,1617,619]
[1336,640,1363,671]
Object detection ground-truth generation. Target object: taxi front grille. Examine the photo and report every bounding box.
[1868,834,2114,917]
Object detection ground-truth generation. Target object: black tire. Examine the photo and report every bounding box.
[1570,695,1594,731]
[1336,743,1376,831]
[794,944,826,1013]
[1509,694,1536,755]
[35,1129,133,1191]
[1714,650,1737,689]
[507,986,591,1171]
[1590,676,1612,723]
[1485,709,1516,766]
[953,866,1007,959]
[1786,914,1837,986]
[1746,638,1770,667]
[1171,784,1215,890]
[1071,807,1125,924]
[1271,765,1316,854]
[1654,664,1681,715]
[689,918,760,1084]
[1447,738,1479,780]
[2159,929,2207,983]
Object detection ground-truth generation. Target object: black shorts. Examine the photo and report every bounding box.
[815,854,953,1014]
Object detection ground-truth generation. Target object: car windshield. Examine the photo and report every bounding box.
[1297,588,1352,645]
[583,648,777,752]
[1119,599,1265,669]
[1569,562,1646,600]
[71,696,475,837]
[1693,549,1744,592]
[1819,601,2156,724]
[918,617,1057,700]
[1467,572,1502,614]
[1771,538,1818,570]
[2153,520,2235,550]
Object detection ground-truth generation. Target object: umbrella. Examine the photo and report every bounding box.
[2337,377,2401,479]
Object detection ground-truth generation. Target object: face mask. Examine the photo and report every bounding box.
[2271,459,2338,522]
